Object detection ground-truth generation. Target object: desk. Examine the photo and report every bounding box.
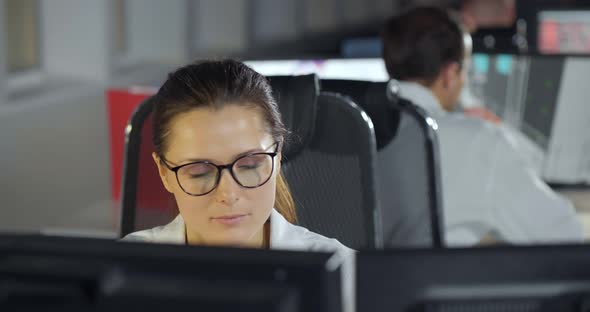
[557,188,590,240]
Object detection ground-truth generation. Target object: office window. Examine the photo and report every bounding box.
[3,0,41,73]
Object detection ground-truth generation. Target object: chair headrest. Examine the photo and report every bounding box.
[321,79,400,149]
[267,74,320,160]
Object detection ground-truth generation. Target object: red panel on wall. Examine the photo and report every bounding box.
[108,87,178,230]
[106,88,154,204]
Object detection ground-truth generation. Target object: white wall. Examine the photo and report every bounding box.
[189,0,396,57]
[41,0,111,82]
[193,0,248,55]
[0,86,113,233]
[127,0,189,64]
[303,0,339,32]
[0,0,178,236]
[252,0,299,41]
[0,0,400,236]
[0,3,6,101]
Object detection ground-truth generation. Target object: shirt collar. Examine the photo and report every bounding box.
[161,214,187,244]
[168,208,300,248]
[269,208,306,249]
[397,81,445,117]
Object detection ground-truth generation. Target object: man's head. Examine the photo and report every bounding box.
[382,7,472,111]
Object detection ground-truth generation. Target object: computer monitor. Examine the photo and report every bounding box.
[467,53,516,117]
[357,245,590,312]
[520,56,564,150]
[484,55,514,117]
[0,234,343,312]
[538,10,590,55]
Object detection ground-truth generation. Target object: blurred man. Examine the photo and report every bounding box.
[382,7,584,246]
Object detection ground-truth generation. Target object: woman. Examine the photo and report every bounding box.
[123,59,353,255]
[123,60,354,311]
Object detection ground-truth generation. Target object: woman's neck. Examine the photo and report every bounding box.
[185,221,270,249]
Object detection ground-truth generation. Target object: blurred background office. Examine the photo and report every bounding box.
[0,0,589,244]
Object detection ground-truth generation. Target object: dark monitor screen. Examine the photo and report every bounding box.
[358,245,590,312]
[520,57,564,150]
[0,235,342,312]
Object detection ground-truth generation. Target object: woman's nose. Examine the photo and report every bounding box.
[214,169,240,205]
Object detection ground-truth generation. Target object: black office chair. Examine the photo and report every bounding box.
[265,75,319,160]
[120,75,381,249]
[322,79,444,248]
[268,75,380,249]
[120,96,178,237]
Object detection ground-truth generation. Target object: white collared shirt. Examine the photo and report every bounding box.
[123,209,352,251]
[122,208,355,312]
[398,81,584,246]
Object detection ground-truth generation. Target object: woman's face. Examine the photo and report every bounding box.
[153,104,279,247]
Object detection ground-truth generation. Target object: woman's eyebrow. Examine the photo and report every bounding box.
[232,147,266,159]
[175,146,270,166]
[230,142,277,160]
[175,157,210,165]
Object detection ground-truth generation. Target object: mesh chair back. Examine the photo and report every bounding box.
[322,79,444,248]
[274,84,379,249]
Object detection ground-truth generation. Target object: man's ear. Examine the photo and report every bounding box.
[152,152,174,194]
[441,61,462,90]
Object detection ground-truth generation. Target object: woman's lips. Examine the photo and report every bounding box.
[211,214,249,226]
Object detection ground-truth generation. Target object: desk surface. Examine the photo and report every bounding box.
[558,189,590,241]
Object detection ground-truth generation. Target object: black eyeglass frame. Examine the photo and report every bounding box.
[159,142,281,196]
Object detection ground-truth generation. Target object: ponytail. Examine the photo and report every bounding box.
[274,172,297,224]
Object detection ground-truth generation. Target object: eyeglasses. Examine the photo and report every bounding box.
[160,142,280,196]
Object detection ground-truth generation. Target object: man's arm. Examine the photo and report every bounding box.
[485,126,584,244]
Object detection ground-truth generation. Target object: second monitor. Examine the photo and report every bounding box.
[358,245,590,312]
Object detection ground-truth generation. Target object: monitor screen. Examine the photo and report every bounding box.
[467,53,515,117]
[486,55,513,117]
[358,245,590,312]
[0,234,343,312]
[539,10,590,55]
[520,57,564,150]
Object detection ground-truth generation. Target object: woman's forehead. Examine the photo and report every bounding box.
[164,106,274,163]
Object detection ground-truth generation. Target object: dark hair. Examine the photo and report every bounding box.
[382,7,465,85]
[152,59,297,223]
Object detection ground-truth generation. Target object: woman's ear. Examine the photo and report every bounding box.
[152,152,174,194]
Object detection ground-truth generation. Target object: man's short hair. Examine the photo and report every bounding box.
[382,7,465,85]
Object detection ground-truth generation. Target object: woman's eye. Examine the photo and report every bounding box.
[236,155,267,170]
[189,171,214,179]
[238,163,262,170]
[183,164,215,178]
